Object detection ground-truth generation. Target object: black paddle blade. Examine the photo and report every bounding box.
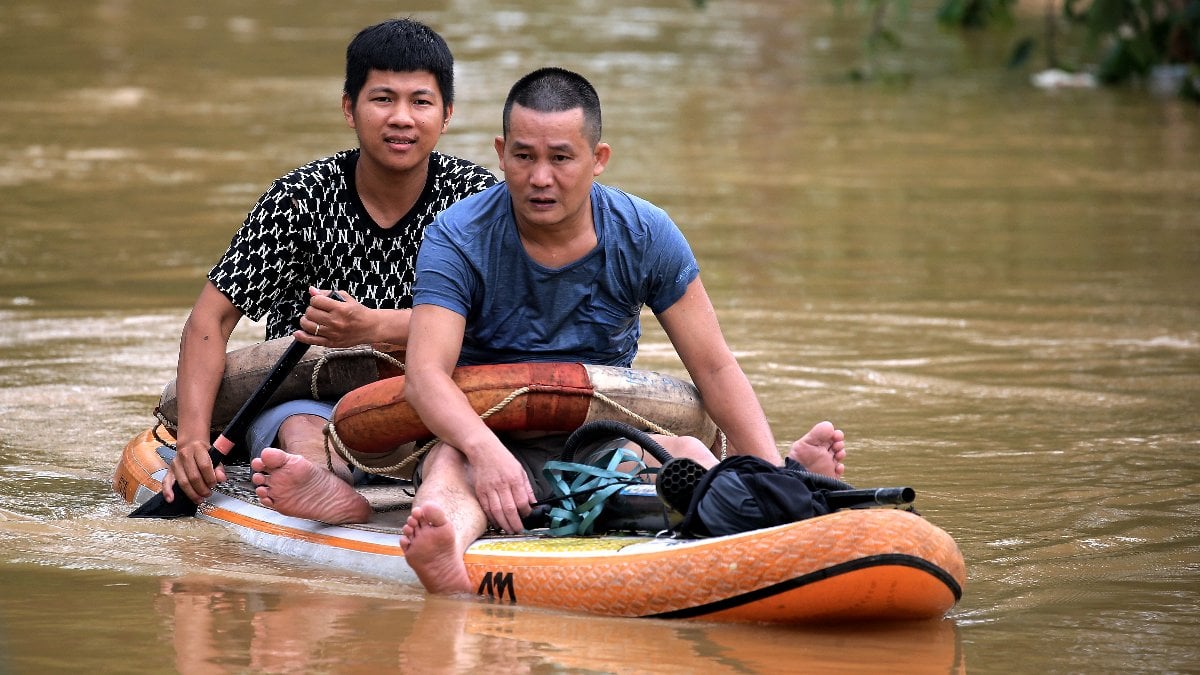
[129,491,199,519]
[128,445,223,519]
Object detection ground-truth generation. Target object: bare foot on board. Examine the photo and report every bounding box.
[250,447,372,524]
[400,503,473,595]
[787,421,847,478]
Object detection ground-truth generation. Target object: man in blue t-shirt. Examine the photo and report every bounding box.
[399,68,847,594]
[414,178,699,368]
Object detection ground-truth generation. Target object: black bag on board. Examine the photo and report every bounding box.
[671,455,837,538]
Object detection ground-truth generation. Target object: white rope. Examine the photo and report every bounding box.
[327,385,726,476]
[309,346,405,400]
[589,391,674,436]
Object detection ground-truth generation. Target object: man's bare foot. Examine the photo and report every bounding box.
[787,421,847,478]
[400,503,472,595]
[250,447,372,524]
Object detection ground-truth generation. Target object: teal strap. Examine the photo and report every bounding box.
[540,448,648,536]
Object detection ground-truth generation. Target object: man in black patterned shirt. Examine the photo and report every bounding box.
[162,19,496,523]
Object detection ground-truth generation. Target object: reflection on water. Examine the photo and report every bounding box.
[0,565,964,673]
[1,0,1199,672]
[154,575,963,674]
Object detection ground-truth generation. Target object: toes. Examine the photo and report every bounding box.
[258,447,288,469]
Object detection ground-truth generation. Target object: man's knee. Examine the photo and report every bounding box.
[413,442,469,494]
[657,435,716,464]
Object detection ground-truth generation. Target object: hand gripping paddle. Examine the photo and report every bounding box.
[129,337,311,518]
[130,293,341,519]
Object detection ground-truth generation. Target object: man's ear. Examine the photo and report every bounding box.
[494,135,506,170]
[342,94,355,128]
[441,103,454,132]
[592,142,612,177]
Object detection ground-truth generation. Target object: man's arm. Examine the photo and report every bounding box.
[404,304,536,533]
[165,281,243,503]
[656,277,782,465]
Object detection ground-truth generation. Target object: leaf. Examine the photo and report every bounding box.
[1098,42,1137,82]
[876,26,904,50]
[1008,37,1037,69]
[937,0,966,25]
[1127,33,1161,69]
[1087,0,1128,36]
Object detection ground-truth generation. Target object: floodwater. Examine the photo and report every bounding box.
[2,1,1198,672]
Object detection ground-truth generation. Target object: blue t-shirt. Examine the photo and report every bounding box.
[414,182,700,367]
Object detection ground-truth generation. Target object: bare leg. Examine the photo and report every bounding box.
[275,414,355,482]
[654,435,719,469]
[787,421,847,478]
[585,435,716,479]
[248,414,370,523]
[399,443,485,595]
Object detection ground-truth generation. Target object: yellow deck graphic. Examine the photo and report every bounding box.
[472,537,645,553]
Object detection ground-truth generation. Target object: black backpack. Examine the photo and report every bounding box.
[667,455,840,538]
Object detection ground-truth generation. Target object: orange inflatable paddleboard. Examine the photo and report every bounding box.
[115,425,965,623]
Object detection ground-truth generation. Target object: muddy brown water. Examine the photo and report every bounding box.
[1,2,1198,672]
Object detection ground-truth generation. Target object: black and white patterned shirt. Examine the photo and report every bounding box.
[209,150,497,339]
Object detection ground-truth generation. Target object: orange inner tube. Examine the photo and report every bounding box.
[333,363,601,455]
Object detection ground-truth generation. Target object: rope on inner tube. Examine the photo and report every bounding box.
[147,344,407,451]
[323,420,434,476]
[324,385,539,476]
[151,420,175,449]
[325,384,721,477]
[588,391,726,460]
[309,346,405,400]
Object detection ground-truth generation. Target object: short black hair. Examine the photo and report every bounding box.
[344,18,454,109]
[502,67,602,146]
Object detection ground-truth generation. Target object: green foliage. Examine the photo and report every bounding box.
[936,0,1017,29]
[1007,35,1038,67]
[831,0,914,82]
[826,0,1200,100]
[695,0,1199,99]
[1059,0,1200,93]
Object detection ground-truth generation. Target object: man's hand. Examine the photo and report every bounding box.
[161,438,227,504]
[295,287,374,347]
[469,444,536,534]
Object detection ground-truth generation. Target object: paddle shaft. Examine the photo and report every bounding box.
[205,336,314,467]
[825,486,916,509]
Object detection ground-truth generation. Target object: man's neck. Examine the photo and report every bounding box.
[355,154,430,229]
[516,204,597,269]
